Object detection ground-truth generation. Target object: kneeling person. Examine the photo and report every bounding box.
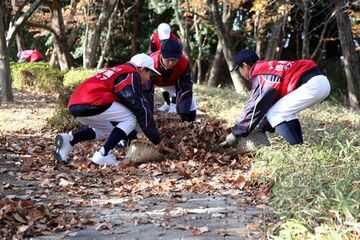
[54,54,163,166]
[150,39,197,121]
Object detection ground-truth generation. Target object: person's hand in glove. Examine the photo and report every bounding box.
[220,133,238,147]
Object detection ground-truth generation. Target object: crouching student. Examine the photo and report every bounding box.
[222,49,330,146]
[150,39,197,122]
[54,53,163,166]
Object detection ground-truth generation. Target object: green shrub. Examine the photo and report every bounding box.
[11,62,64,92]
[47,68,96,132]
[63,68,96,88]
[47,86,80,132]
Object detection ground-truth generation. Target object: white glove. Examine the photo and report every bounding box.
[220,133,238,147]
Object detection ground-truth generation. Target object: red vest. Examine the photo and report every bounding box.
[250,60,317,97]
[152,32,182,52]
[150,51,189,87]
[68,64,138,107]
[20,50,43,62]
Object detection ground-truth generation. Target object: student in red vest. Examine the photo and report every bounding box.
[149,23,182,113]
[150,39,196,122]
[54,53,163,166]
[17,49,43,63]
[221,49,331,146]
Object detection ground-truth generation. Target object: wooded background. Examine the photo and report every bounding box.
[0,0,359,108]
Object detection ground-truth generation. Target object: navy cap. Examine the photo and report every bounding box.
[161,39,182,59]
[231,49,259,72]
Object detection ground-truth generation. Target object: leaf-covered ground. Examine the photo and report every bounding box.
[0,90,273,239]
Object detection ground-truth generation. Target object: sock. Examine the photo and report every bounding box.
[103,127,127,155]
[162,91,171,105]
[70,127,96,146]
[287,119,303,143]
[275,121,303,145]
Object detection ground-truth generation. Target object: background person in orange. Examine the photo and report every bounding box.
[17,49,43,63]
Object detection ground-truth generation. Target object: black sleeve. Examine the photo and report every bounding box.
[232,74,280,137]
[175,63,193,114]
[114,73,161,145]
[141,81,155,114]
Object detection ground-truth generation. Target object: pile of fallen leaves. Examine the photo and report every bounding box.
[157,117,241,164]
[0,115,271,238]
[0,198,93,239]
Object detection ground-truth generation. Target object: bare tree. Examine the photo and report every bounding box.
[264,0,291,60]
[207,3,230,87]
[335,0,360,108]
[6,0,43,47]
[0,5,13,102]
[49,0,72,71]
[83,0,118,68]
[10,0,25,51]
[97,0,119,69]
[207,0,247,94]
[194,14,203,84]
[172,0,192,66]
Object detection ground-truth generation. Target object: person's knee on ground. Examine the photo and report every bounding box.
[179,110,196,122]
[275,120,303,145]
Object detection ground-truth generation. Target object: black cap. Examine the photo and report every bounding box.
[231,49,259,72]
[161,39,182,59]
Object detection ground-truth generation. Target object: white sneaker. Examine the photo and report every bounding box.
[168,103,177,113]
[91,148,119,166]
[157,103,170,112]
[54,134,73,164]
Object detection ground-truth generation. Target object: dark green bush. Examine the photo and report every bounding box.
[11,62,64,92]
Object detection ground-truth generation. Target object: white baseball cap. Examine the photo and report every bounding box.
[130,53,161,75]
[158,23,171,40]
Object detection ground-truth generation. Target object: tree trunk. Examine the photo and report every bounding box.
[301,0,310,58]
[0,5,13,102]
[6,0,42,47]
[264,0,290,60]
[194,15,203,84]
[208,0,247,94]
[97,0,119,69]
[172,0,192,66]
[207,41,224,87]
[335,0,360,108]
[11,0,25,51]
[130,0,140,56]
[83,0,117,68]
[49,0,72,71]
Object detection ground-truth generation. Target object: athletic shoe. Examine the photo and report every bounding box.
[168,103,177,113]
[54,133,73,164]
[91,148,119,166]
[157,103,170,112]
